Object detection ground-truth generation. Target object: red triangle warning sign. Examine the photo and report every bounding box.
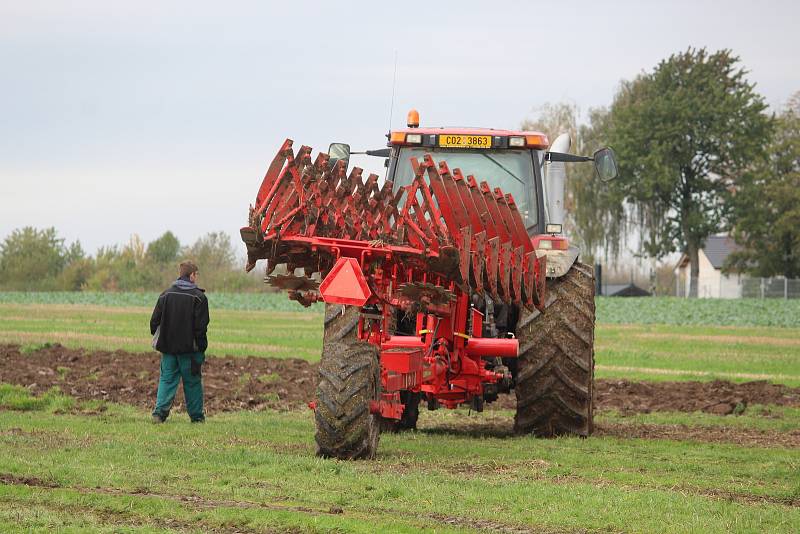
[319,257,372,306]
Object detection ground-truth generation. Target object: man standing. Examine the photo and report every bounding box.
[150,261,210,423]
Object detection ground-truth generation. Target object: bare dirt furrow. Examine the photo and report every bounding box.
[0,343,314,413]
[2,344,798,418]
[596,422,800,448]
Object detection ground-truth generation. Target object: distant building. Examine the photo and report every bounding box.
[601,282,651,297]
[675,235,742,298]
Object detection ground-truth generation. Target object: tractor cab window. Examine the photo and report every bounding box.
[391,147,538,228]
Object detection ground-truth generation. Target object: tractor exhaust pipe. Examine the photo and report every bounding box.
[544,133,571,229]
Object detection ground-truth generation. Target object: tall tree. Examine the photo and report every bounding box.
[182,232,236,272]
[57,240,92,291]
[522,103,625,263]
[180,232,237,290]
[572,107,627,262]
[522,102,580,227]
[146,231,181,265]
[728,92,800,278]
[607,48,771,296]
[0,227,67,290]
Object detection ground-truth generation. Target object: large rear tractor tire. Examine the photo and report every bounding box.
[323,303,360,343]
[315,304,381,459]
[514,262,595,437]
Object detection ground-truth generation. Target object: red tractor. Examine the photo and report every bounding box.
[241,110,618,459]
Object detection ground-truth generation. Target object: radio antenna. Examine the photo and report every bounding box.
[387,50,398,131]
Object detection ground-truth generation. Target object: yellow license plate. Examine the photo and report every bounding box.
[438,134,492,149]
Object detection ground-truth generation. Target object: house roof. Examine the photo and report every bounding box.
[602,283,651,297]
[703,235,740,269]
[675,235,741,271]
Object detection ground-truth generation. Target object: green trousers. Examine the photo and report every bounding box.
[153,352,205,422]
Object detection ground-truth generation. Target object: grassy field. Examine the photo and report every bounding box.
[0,387,798,533]
[2,296,800,532]
[2,301,800,385]
[0,303,323,361]
[595,323,800,385]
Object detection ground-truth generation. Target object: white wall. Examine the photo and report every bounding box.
[719,272,743,299]
[697,250,720,298]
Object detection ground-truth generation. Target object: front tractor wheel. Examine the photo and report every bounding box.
[514,262,595,437]
[315,305,381,459]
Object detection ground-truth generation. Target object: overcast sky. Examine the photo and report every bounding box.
[1,0,798,255]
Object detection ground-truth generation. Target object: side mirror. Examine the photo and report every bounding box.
[328,142,351,170]
[593,147,618,182]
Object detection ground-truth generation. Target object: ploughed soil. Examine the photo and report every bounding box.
[1,344,799,418]
[0,344,314,413]
[594,379,800,415]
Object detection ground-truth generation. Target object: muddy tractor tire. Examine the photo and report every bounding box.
[514,262,595,437]
[323,303,360,343]
[315,304,381,459]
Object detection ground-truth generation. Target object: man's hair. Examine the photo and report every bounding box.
[179,261,199,278]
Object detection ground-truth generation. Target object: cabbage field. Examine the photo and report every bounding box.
[2,292,800,327]
[595,296,800,327]
[0,291,309,312]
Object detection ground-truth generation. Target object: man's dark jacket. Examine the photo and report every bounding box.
[150,278,209,354]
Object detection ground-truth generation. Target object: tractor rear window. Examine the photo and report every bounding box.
[391,147,537,228]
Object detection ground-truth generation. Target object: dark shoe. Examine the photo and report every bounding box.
[152,414,165,424]
[190,418,205,424]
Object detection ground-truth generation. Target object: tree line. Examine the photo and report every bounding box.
[4,49,797,298]
[0,228,261,292]
[525,48,799,297]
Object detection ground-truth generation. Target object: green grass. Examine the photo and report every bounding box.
[2,297,800,531]
[0,303,323,361]
[0,384,75,412]
[3,302,800,385]
[0,394,798,533]
[596,323,800,386]
[597,405,800,433]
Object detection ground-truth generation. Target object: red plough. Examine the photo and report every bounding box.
[241,139,547,435]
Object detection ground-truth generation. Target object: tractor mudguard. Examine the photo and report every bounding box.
[539,244,580,278]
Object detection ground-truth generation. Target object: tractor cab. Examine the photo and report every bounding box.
[382,110,618,278]
[330,109,617,244]
[386,112,550,235]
